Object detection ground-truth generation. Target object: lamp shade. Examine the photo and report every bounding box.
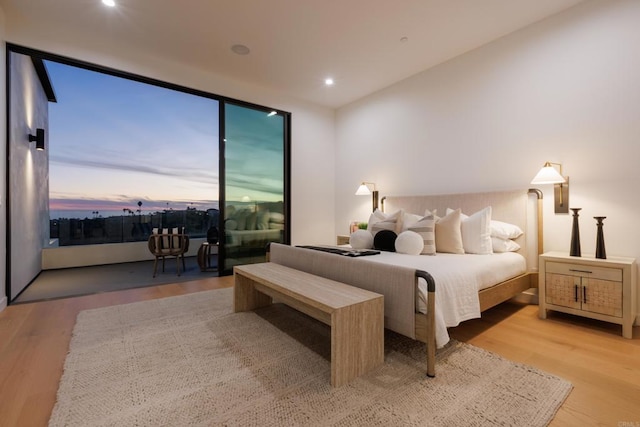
[531,162,566,184]
[355,183,372,196]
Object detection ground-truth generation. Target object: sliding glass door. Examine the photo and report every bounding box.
[221,102,289,273]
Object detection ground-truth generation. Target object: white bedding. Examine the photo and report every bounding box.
[361,252,526,348]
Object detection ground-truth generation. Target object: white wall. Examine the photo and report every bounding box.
[0,8,7,311]
[336,0,640,316]
[8,52,51,300]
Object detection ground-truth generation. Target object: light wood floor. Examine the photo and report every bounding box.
[0,276,638,426]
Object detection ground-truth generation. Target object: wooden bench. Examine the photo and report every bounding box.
[233,262,384,387]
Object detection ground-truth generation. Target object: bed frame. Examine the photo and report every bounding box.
[383,188,543,309]
[269,189,543,377]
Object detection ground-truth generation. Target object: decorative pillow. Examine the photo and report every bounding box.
[225,219,238,230]
[435,209,464,254]
[269,212,285,224]
[235,211,248,230]
[490,220,524,240]
[245,212,257,230]
[401,211,423,231]
[373,229,397,252]
[256,211,270,230]
[350,230,374,249]
[395,231,424,255]
[459,206,493,255]
[408,213,436,255]
[368,209,403,236]
[491,237,521,253]
[225,205,236,220]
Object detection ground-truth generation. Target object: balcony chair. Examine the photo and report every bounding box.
[148,227,190,277]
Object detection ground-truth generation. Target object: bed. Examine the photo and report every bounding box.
[268,189,543,376]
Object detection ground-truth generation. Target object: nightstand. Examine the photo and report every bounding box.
[539,251,637,338]
[336,235,350,245]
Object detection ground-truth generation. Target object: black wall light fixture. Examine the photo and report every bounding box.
[28,128,45,151]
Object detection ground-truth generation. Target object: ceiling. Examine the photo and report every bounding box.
[1,0,585,108]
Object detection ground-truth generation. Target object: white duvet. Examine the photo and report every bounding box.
[360,251,526,347]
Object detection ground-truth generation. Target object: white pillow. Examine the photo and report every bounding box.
[448,206,493,255]
[368,209,403,235]
[408,213,436,255]
[491,237,521,252]
[435,209,465,254]
[401,211,423,231]
[490,220,524,240]
[395,231,424,255]
[350,230,374,249]
[269,212,285,224]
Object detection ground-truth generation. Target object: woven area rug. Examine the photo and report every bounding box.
[50,287,572,426]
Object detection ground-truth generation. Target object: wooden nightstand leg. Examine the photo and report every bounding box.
[622,322,632,339]
[539,306,547,319]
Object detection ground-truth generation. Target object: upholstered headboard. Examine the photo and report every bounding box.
[381,189,542,271]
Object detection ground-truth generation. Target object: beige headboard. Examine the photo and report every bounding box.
[381,189,542,271]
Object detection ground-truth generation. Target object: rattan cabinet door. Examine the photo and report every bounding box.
[582,278,623,317]
[546,273,581,310]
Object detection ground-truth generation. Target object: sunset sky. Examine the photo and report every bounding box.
[46,60,220,218]
[45,60,284,220]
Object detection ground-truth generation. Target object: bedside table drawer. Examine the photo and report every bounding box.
[546,261,622,282]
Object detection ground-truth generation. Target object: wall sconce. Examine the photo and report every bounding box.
[28,128,45,151]
[531,161,568,213]
[355,181,378,212]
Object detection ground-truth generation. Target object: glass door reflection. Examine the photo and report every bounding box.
[222,103,288,273]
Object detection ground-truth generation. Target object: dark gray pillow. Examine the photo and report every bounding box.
[373,229,397,252]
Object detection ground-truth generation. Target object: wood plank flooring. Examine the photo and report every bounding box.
[1,276,638,426]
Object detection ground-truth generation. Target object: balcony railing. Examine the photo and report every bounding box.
[50,209,218,246]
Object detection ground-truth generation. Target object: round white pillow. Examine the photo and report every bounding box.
[395,231,424,255]
[349,230,374,249]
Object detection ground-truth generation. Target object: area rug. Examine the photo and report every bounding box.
[50,287,572,426]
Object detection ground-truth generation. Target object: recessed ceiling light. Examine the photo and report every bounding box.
[400,36,408,43]
[325,78,334,86]
[231,44,250,55]
[102,0,116,7]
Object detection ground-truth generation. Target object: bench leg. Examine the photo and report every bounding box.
[331,298,384,387]
[234,273,273,312]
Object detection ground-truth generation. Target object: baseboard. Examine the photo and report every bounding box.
[0,295,7,312]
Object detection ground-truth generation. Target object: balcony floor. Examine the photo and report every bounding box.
[13,256,218,304]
